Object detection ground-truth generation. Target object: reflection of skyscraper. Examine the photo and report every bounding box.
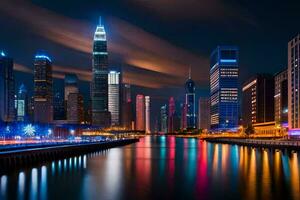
[185,70,196,129]
[108,70,121,126]
[198,97,210,130]
[136,94,145,131]
[91,17,110,127]
[160,104,168,133]
[34,54,53,124]
[145,96,150,133]
[0,51,15,122]
[16,84,28,122]
[168,97,175,133]
[121,84,132,129]
[210,46,239,131]
[274,69,288,126]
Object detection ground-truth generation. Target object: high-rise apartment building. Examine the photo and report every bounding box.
[121,84,132,129]
[185,71,196,129]
[242,74,274,126]
[145,96,151,133]
[210,46,239,131]
[168,97,176,133]
[34,54,53,124]
[160,104,168,133]
[274,69,288,126]
[136,94,145,131]
[108,70,121,126]
[198,97,210,130]
[67,93,84,124]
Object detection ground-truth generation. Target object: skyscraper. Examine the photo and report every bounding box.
[16,84,28,122]
[168,97,176,133]
[185,69,196,129]
[0,51,15,122]
[198,97,210,130]
[288,35,300,131]
[242,74,274,126]
[180,103,187,130]
[274,69,288,126]
[121,84,132,130]
[67,93,84,124]
[160,104,168,133]
[108,70,121,126]
[53,92,65,120]
[135,94,145,131]
[210,46,239,131]
[64,74,79,101]
[91,17,110,127]
[145,96,151,133]
[34,54,53,124]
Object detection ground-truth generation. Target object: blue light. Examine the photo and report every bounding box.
[220,59,237,63]
[23,124,36,137]
[35,55,52,62]
[1,51,6,57]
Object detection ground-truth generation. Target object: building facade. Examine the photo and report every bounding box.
[53,92,65,120]
[145,96,151,133]
[0,52,15,122]
[160,104,168,133]
[288,35,300,130]
[91,18,110,127]
[210,46,239,131]
[67,93,84,124]
[180,103,187,130]
[108,70,121,126]
[121,84,132,130]
[34,54,53,124]
[16,84,28,122]
[135,94,145,131]
[242,74,274,126]
[198,97,210,131]
[64,74,79,101]
[168,97,176,133]
[185,72,196,129]
[274,69,288,126]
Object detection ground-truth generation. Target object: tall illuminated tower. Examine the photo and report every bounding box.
[34,54,53,124]
[185,68,196,129]
[108,70,121,126]
[168,97,175,133]
[91,17,110,127]
[136,94,145,131]
[145,96,150,133]
[210,46,239,131]
[0,51,15,122]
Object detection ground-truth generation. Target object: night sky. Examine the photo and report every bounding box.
[0,0,300,123]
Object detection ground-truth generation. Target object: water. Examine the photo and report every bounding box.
[0,136,299,200]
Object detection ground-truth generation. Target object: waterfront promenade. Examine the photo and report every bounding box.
[0,138,138,172]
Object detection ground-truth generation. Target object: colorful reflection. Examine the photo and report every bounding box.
[0,136,299,200]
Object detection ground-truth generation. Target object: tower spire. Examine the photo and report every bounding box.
[189,66,191,79]
[99,16,102,26]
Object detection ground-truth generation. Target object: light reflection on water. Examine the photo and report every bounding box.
[0,136,299,199]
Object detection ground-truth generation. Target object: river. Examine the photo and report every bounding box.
[0,136,299,200]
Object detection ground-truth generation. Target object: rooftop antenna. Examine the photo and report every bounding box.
[99,16,102,26]
[188,66,191,79]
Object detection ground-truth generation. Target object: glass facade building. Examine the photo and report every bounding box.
[91,18,110,127]
[0,52,15,122]
[185,73,196,129]
[34,54,53,124]
[274,69,288,126]
[108,71,121,126]
[210,46,239,131]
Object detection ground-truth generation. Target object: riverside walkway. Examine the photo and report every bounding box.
[205,138,300,151]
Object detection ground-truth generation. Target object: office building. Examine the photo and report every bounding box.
[121,84,132,129]
[180,103,187,130]
[168,97,176,133]
[288,34,300,130]
[64,74,79,101]
[16,84,28,122]
[136,94,145,131]
[242,74,274,126]
[53,92,65,120]
[145,96,151,133]
[67,93,84,124]
[198,97,210,130]
[0,51,15,122]
[34,54,53,124]
[210,46,239,131]
[185,70,196,129]
[91,17,110,127]
[108,70,121,126]
[274,69,288,126]
[160,104,168,133]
